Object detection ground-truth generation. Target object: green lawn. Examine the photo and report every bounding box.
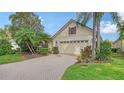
[62,53,124,80]
[0,54,23,64]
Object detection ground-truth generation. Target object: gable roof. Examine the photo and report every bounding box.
[113,38,120,44]
[52,19,92,39]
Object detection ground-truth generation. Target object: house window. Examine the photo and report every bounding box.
[60,41,63,44]
[68,26,76,35]
[77,41,80,43]
[81,40,84,43]
[67,41,69,43]
[64,41,67,43]
[85,40,88,43]
[73,41,76,43]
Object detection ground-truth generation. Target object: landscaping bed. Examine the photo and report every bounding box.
[21,52,43,60]
[62,53,124,80]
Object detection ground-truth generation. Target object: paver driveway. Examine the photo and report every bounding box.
[0,54,76,80]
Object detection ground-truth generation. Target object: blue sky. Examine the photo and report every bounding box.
[0,12,119,41]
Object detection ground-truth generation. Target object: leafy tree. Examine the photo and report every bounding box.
[9,12,44,35]
[0,28,8,40]
[0,26,15,56]
[0,29,5,40]
[14,27,51,54]
[0,26,12,40]
[9,12,51,53]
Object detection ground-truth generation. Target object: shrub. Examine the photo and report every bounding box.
[96,40,112,61]
[37,47,49,55]
[111,48,119,53]
[19,43,29,52]
[12,48,21,54]
[52,47,59,54]
[77,46,92,63]
[0,39,14,56]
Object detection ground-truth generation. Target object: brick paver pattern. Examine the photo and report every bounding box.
[0,54,75,80]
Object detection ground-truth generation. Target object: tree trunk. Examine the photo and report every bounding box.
[92,12,97,60]
[96,13,101,49]
[121,39,123,51]
[26,41,34,54]
[29,41,36,54]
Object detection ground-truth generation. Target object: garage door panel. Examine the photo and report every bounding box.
[58,40,89,55]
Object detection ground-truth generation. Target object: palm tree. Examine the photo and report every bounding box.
[77,12,102,59]
[120,24,124,50]
[33,32,51,48]
[14,27,36,54]
[77,12,120,59]
[92,13,97,59]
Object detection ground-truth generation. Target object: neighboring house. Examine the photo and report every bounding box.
[9,39,20,50]
[5,30,20,50]
[113,38,124,51]
[50,19,93,55]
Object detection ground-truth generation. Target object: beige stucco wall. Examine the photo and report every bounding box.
[122,40,124,51]
[53,22,92,43]
[114,39,124,51]
[52,21,93,55]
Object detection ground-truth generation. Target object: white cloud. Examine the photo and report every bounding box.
[100,21,118,34]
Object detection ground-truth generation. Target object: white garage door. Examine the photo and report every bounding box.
[58,40,89,55]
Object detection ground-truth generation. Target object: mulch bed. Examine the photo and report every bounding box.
[21,52,43,60]
[75,58,112,64]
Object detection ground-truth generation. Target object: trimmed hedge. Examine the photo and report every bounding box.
[37,48,49,55]
[52,47,59,54]
[111,48,119,53]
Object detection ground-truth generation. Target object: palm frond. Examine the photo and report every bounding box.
[111,12,121,30]
[77,12,92,25]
